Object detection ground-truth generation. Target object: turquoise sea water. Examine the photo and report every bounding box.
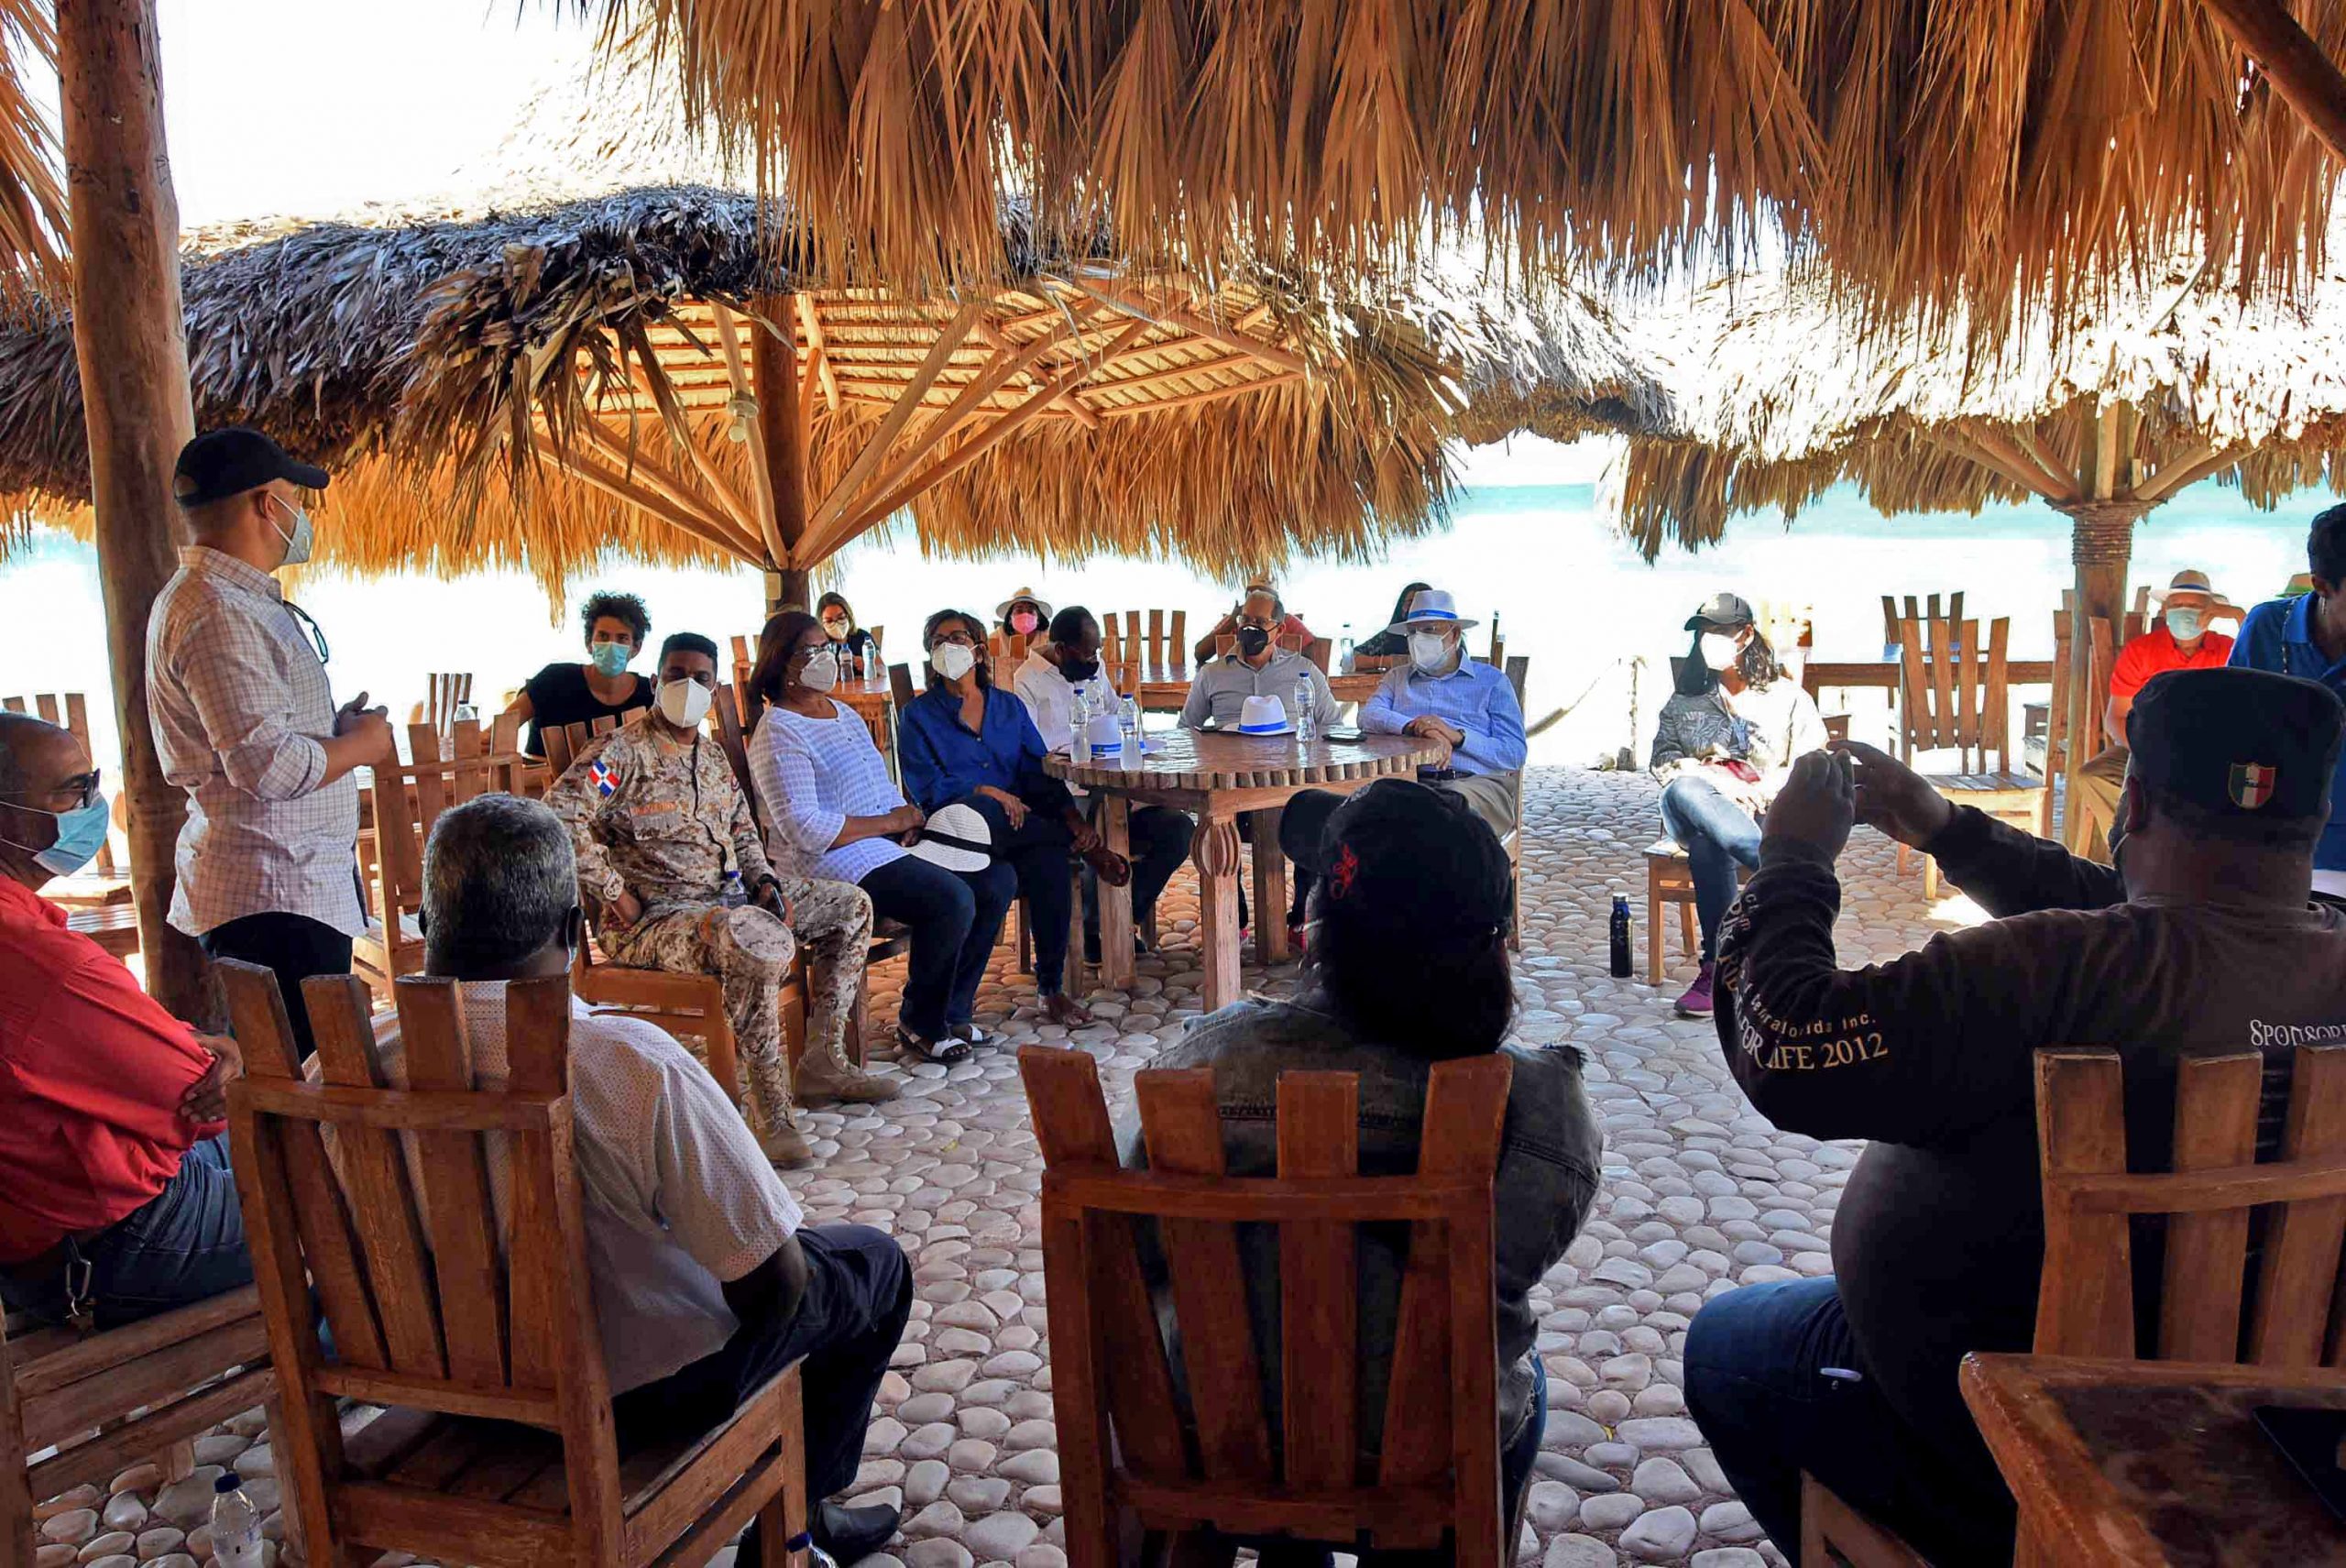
[5,475,2319,773]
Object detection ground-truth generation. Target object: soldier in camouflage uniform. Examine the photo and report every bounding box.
[545,634,893,1169]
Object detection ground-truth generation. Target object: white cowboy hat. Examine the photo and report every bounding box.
[995,587,1053,620]
[1235,694,1294,736]
[1383,587,1480,639]
[1084,711,1124,759]
[906,801,994,874]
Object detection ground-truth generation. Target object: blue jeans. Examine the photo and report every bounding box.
[1683,1277,2015,1564]
[0,1135,254,1330]
[1659,775,1763,961]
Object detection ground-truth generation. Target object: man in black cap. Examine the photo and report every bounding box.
[147,429,388,1057]
[1681,666,2346,1563]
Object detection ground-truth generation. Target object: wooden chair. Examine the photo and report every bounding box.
[355,721,523,990]
[2042,587,2154,851]
[1880,593,1964,663]
[1106,610,1188,674]
[4,691,128,906]
[1021,1046,1514,1567]
[408,672,476,731]
[1495,655,1530,952]
[4,1291,279,1563]
[1894,617,2039,899]
[1807,1038,2346,1566]
[218,961,810,1568]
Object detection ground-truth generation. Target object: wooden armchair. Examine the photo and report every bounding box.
[4,1290,278,1563]
[407,672,476,731]
[218,961,809,1568]
[355,721,530,990]
[1894,616,2040,899]
[1021,1046,1514,1566]
[1807,1037,2346,1567]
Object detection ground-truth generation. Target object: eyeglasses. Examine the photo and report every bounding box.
[283,600,330,664]
[933,630,978,647]
[0,768,101,812]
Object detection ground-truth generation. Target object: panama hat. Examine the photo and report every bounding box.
[1383,587,1480,638]
[906,802,994,873]
[1235,695,1295,735]
[995,587,1053,620]
[2148,568,2220,603]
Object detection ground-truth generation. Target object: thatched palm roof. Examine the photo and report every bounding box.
[0,183,1660,602]
[554,0,2343,347]
[1618,241,2346,555]
[0,0,62,304]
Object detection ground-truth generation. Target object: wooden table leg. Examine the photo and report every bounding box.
[1098,795,1136,991]
[1193,816,1244,1013]
[1249,806,1289,965]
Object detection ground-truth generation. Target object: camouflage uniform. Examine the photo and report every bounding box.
[545,710,872,1138]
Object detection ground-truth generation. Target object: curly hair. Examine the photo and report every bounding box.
[579,589,651,650]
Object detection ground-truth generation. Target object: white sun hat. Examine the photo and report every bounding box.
[1383,587,1480,638]
[906,801,994,873]
[1085,710,1124,758]
[1235,695,1294,735]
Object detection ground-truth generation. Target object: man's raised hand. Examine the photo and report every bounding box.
[1761,750,1856,862]
[1835,740,1955,849]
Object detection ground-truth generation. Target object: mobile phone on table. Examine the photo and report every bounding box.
[1323,725,1364,742]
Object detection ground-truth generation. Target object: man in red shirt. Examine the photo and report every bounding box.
[2070,569,2241,857]
[0,711,248,1328]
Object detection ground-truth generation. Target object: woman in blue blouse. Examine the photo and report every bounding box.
[899,609,1129,1026]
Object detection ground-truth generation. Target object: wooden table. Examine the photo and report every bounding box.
[1801,658,2055,696]
[1121,660,1386,713]
[1961,1353,2346,1565]
[1046,729,1440,1010]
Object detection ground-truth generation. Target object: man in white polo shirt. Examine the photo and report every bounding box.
[378,794,908,1563]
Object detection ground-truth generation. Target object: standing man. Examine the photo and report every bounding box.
[148,428,388,1058]
[1358,587,1526,842]
[2068,568,2238,855]
[2231,505,2346,903]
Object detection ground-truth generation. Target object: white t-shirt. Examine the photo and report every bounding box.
[369,987,801,1393]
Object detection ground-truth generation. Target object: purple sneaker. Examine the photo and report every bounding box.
[1673,961,1716,1019]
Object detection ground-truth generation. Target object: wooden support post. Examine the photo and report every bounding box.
[58,0,209,1019]
[752,295,810,614]
[2198,0,2346,162]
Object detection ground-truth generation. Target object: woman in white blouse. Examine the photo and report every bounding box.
[747,611,1015,1063]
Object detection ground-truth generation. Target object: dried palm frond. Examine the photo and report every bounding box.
[0,0,63,308]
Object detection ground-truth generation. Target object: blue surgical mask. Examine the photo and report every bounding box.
[588,641,632,676]
[1,791,111,878]
[2165,607,2205,641]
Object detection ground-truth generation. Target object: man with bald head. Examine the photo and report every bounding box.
[0,712,251,1329]
[148,427,389,1059]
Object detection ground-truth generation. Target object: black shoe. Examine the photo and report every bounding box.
[812,1499,901,1564]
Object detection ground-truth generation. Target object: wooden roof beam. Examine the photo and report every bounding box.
[795,296,841,413]
[805,301,983,550]
[711,301,784,565]
[565,414,760,551]
[2198,0,2346,162]
[977,316,1101,430]
[1090,370,1302,417]
[2132,438,2245,506]
[528,428,763,564]
[1085,347,1277,402]
[1073,281,1310,375]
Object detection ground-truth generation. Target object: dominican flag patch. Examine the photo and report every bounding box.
[588,758,618,798]
[2229,762,2276,810]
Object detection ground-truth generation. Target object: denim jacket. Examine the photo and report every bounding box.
[1118,996,1603,1454]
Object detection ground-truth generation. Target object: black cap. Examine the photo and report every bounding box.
[173,427,329,509]
[1684,591,1755,632]
[2127,667,2344,820]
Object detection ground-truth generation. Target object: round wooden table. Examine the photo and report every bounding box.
[1117,659,1387,713]
[1045,727,1440,1011]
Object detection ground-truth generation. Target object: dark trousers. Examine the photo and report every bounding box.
[862,855,1014,1038]
[1658,776,1763,961]
[1683,1277,2015,1564]
[1081,803,1193,953]
[963,794,1080,996]
[201,910,355,1061]
[0,1135,253,1330]
[611,1224,912,1502]
[1233,810,1313,933]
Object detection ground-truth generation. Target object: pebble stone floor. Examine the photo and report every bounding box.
[30,767,1983,1568]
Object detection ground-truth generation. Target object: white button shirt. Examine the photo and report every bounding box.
[146,546,366,937]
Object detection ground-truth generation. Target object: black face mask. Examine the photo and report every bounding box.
[1236,626,1271,656]
[1061,657,1100,684]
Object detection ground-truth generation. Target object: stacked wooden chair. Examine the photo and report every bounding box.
[1021,1046,1515,1566]
[218,961,809,1568]
[2038,587,2157,853]
[1805,1037,2346,1566]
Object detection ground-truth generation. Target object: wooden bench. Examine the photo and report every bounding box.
[1022,1045,1515,1564]
[4,1291,278,1563]
[219,961,809,1567]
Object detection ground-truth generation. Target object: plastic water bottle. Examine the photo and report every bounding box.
[720,869,748,908]
[1338,623,1356,674]
[211,1473,265,1568]
[1118,693,1141,755]
[1293,677,1316,744]
[1069,686,1091,758]
[1609,895,1633,978]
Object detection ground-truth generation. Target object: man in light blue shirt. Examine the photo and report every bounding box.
[2228,504,2346,897]
[1359,587,1526,840]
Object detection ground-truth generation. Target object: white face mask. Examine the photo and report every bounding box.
[931,642,976,683]
[657,676,713,729]
[1409,630,1453,673]
[800,648,840,692]
[1700,631,1743,672]
[269,493,312,567]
